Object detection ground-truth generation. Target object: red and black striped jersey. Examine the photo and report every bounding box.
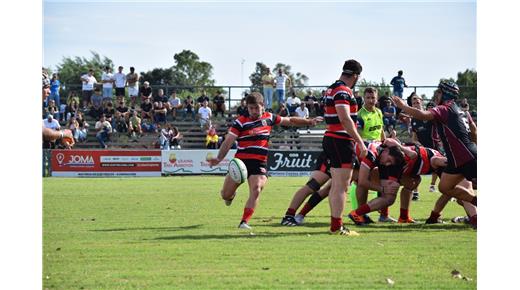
[358,141,382,170]
[359,141,403,181]
[403,145,444,176]
[229,112,282,162]
[323,80,358,140]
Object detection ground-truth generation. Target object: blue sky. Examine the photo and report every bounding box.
[43,0,476,97]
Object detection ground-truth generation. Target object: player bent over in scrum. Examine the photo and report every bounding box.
[280,140,404,226]
[208,92,322,229]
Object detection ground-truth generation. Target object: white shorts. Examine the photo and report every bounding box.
[128,87,139,97]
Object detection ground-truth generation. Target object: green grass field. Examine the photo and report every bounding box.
[43,176,476,289]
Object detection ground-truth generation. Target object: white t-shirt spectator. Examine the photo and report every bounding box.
[101,72,114,88]
[113,72,126,88]
[295,106,309,118]
[95,120,112,131]
[286,96,301,107]
[81,74,97,91]
[198,106,212,120]
[275,74,289,90]
[43,118,61,130]
[169,97,181,108]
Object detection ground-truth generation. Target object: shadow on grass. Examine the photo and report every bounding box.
[92,224,203,232]
[344,223,474,232]
[152,231,325,241]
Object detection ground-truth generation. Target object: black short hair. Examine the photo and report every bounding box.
[387,146,405,167]
[342,59,362,76]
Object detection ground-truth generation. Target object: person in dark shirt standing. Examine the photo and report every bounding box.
[392,81,477,225]
[390,70,408,99]
[213,91,226,118]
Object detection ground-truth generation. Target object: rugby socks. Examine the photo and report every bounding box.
[299,192,324,216]
[355,204,371,216]
[285,208,296,217]
[379,207,389,218]
[428,210,441,220]
[241,208,255,223]
[469,215,477,229]
[399,208,410,220]
[330,216,343,232]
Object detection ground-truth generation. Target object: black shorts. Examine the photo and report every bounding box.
[115,87,125,97]
[242,159,268,177]
[378,164,403,182]
[322,135,355,169]
[314,151,331,177]
[82,90,93,104]
[443,159,477,181]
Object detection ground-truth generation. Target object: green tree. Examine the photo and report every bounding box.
[55,51,114,90]
[248,62,269,92]
[171,50,215,90]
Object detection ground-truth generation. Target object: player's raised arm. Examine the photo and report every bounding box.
[278,116,323,127]
[392,96,434,121]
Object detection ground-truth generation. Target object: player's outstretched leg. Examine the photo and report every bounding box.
[238,175,267,229]
[221,174,241,206]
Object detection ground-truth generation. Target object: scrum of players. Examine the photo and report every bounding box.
[279,60,477,234]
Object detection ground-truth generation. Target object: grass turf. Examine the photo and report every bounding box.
[43,176,476,289]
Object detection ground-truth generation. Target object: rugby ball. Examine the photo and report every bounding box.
[228,158,247,184]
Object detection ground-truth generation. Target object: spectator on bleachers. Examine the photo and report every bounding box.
[101,66,114,102]
[89,87,104,120]
[48,73,61,110]
[76,111,89,142]
[127,67,139,108]
[153,101,167,124]
[303,90,319,116]
[262,67,275,111]
[274,68,291,105]
[67,116,80,141]
[103,101,116,130]
[59,103,67,122]
[381,99,397,134]
[95,114,112,149]
[46,99,60,120]
[277,102,290,117]
[286,91,301,116]
[80,68,97,110]
[115,100,130,121]
[170,126,182,149]
[317,90,326,116]
[295,102,309,119]
[168,91,182,121]
[159,123,173,149]
[390,70,408,99]
[196,90,210,110]
[113,66,126,101]
[183,95,196,121]
[213,91,226,118]
[43,114,60,130]
[205,126,219,149]
[198,99,212,129]
[65,99,80,122]
[141,117,157,133]
[128,110,142,137]
[140,97,153,120]
[140,81,152,104]
[154,88,170,111]
[66,91,80,108]
[236,97,248,117]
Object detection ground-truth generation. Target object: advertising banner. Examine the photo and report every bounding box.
[161,150,237,175]
[51,150,162,177]
[267,150,322,177]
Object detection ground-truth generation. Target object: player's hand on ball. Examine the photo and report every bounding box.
[208,158,221,167]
